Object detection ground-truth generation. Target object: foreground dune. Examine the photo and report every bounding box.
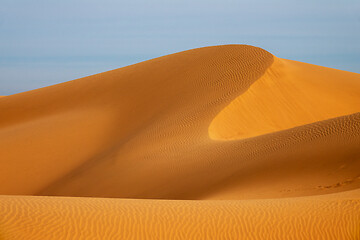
[1,190,360,239]
[0,45,359,239]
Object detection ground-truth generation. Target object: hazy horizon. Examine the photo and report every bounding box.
[1,0,359,95]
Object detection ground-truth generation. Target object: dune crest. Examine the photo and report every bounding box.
[209,57,360,140]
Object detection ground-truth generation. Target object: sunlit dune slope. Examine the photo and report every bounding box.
[0,45,359,200]
[1,191,359,240]
[209,56,360,139]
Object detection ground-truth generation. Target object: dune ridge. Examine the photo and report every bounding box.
[209,56,360,140]
[0,45,360,239]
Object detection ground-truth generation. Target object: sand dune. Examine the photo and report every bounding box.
[0,45,359,239]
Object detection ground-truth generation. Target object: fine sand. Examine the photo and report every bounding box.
[0,45,359,239]
[1,190,360,239]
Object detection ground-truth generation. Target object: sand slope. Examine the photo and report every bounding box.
[0,45,360,239]
[1,191,360,240]
[209,57,360,139]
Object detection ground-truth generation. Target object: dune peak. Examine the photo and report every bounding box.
[209,56,360,140]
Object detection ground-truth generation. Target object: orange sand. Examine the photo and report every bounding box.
[0,45,359,239]
[1,190,360,239]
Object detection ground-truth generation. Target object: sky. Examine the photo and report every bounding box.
[1,0,359,95]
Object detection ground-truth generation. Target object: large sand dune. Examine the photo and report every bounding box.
[0,45,359,239]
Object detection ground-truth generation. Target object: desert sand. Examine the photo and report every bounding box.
[0,45,359,239]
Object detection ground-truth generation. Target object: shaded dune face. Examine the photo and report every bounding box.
[0,45,359,200]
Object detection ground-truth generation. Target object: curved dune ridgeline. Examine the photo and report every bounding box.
[209,57,360,140]
[0,45,360,239]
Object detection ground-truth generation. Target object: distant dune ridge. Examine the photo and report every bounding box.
[0,45,359,239]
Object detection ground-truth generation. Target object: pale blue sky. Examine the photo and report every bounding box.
[1,0,359,95]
